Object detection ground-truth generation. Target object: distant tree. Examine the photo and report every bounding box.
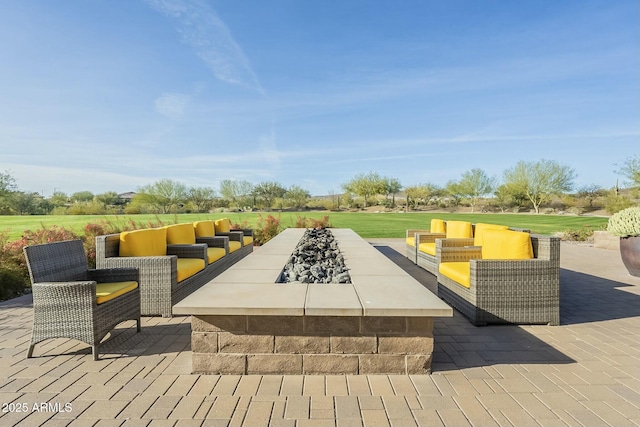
[187,187,216,213]
[49,191,70,207]
[286,185,311,210]
[493,184,518,213]
[457,168,495,213]
[254,181,287,209]
[95,191,120,208]
[404,183,439,210]
[616,155,640,188]
[342,172,385,208]
[576,184,606,208]
[383,177,402,207]
[71,191,94,203]
[136,179,188,213]
[445,180,463,207]
[503,159,576,214]
[220,179,253,208]
[0,171,17,214]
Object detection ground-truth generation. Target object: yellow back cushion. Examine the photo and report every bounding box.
[119,228,167,257]
[214,218,231,233]
[445,221,473,238]
[473,223,510,246]
[194,220,215,237]
[481,229,534,260]
[430,219,446,233]
[165,223,196,244]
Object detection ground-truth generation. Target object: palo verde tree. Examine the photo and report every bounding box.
[457,168,495,213]
[286,185,311,209]
[219,179,253,208]
[253,181,287,209]
[187,186,216,213]
[342,172,385,208]
[616,155,640,188]
[136,179,188,213]
[503,159,576,214]
[404,183,439,210]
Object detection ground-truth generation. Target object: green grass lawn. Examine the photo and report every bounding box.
[0,211,608,241]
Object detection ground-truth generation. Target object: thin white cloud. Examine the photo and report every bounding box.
[144,0,264,93]
[154,92,190,119]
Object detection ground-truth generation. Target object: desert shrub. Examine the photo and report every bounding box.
[309,216,332,228]
[566,206,585,215]
[559,226,596,242]
[604,194,636,215]
[253,214,282,245]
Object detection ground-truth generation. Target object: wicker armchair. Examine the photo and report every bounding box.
[23,240,140,360]
[437,234,560,326]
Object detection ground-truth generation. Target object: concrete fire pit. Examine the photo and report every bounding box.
[174,228,452,375]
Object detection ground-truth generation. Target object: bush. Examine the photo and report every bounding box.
[0,267,27,301]
[293,215,332,229]
[604,194,636,214]
[253,214,283,245]
[559,226,596,242]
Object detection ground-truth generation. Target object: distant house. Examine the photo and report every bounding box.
[117,192,136,204]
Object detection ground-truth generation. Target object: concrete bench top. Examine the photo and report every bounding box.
[174,228,453,318]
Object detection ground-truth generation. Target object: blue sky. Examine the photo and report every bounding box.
[0,0,638,197]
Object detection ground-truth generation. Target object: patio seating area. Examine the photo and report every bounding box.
[0,240,638,426]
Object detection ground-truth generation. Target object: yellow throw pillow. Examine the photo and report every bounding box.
[194,220,215,238]
[165,223,196,244]
[445,221,473,239]
[481,229,534,260]
[119,228,167,257]
[214,218,231,233]
[473,223,510,247]
[430,219,446,233]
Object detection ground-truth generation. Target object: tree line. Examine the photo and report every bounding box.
[1,156,637,216]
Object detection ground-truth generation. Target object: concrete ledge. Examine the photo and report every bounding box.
[593,230,620,251]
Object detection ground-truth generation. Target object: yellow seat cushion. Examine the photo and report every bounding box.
[430,219,446,233]
[207,247,226,264]
[418,242,436,256]
[214,218,231,234]
[406,237,415,247]
[445,221,473,239]
[473,223,510,247]
[194,220,215,237]
[439,262,471,288]
[165,223,196,244]
[119,228,167,257]
[95,281,138,304]
[228,241,242,253]
[482,229,534,260]
[242,236,253,246]
[176,258,205,282]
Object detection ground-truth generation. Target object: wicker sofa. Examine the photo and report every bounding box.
[405,218,446,264]
[96,221,253,317]
[437,229,560,326]
[416,220,473,274]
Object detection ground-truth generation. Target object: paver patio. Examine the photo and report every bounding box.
[0,239,638,427]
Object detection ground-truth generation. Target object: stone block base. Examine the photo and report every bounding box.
[191,315,435,375]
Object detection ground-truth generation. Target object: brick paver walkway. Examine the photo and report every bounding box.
[0,240,638,426]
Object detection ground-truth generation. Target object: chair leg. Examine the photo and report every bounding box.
[136,317,141,332]
[27,343,35,358]
[92,345,99,361]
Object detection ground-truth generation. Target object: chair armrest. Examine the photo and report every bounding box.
[233,228,254,238]
[31,281,97,307]
[88,268,138,283]
[439,246,482,263]
[406,229,430,238]
[215,231,243,243]
[196,236,229,253]
[438,238,474,248]
[417,232,446,244]
[167,244,208,261]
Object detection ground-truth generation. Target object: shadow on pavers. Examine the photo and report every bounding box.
[372,244,576,371]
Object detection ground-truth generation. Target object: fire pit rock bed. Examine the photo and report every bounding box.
[280,228,351,284]
[174,228,453,375]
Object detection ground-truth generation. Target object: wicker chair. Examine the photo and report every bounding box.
[23,240,141,360]
[437,234,560,326]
